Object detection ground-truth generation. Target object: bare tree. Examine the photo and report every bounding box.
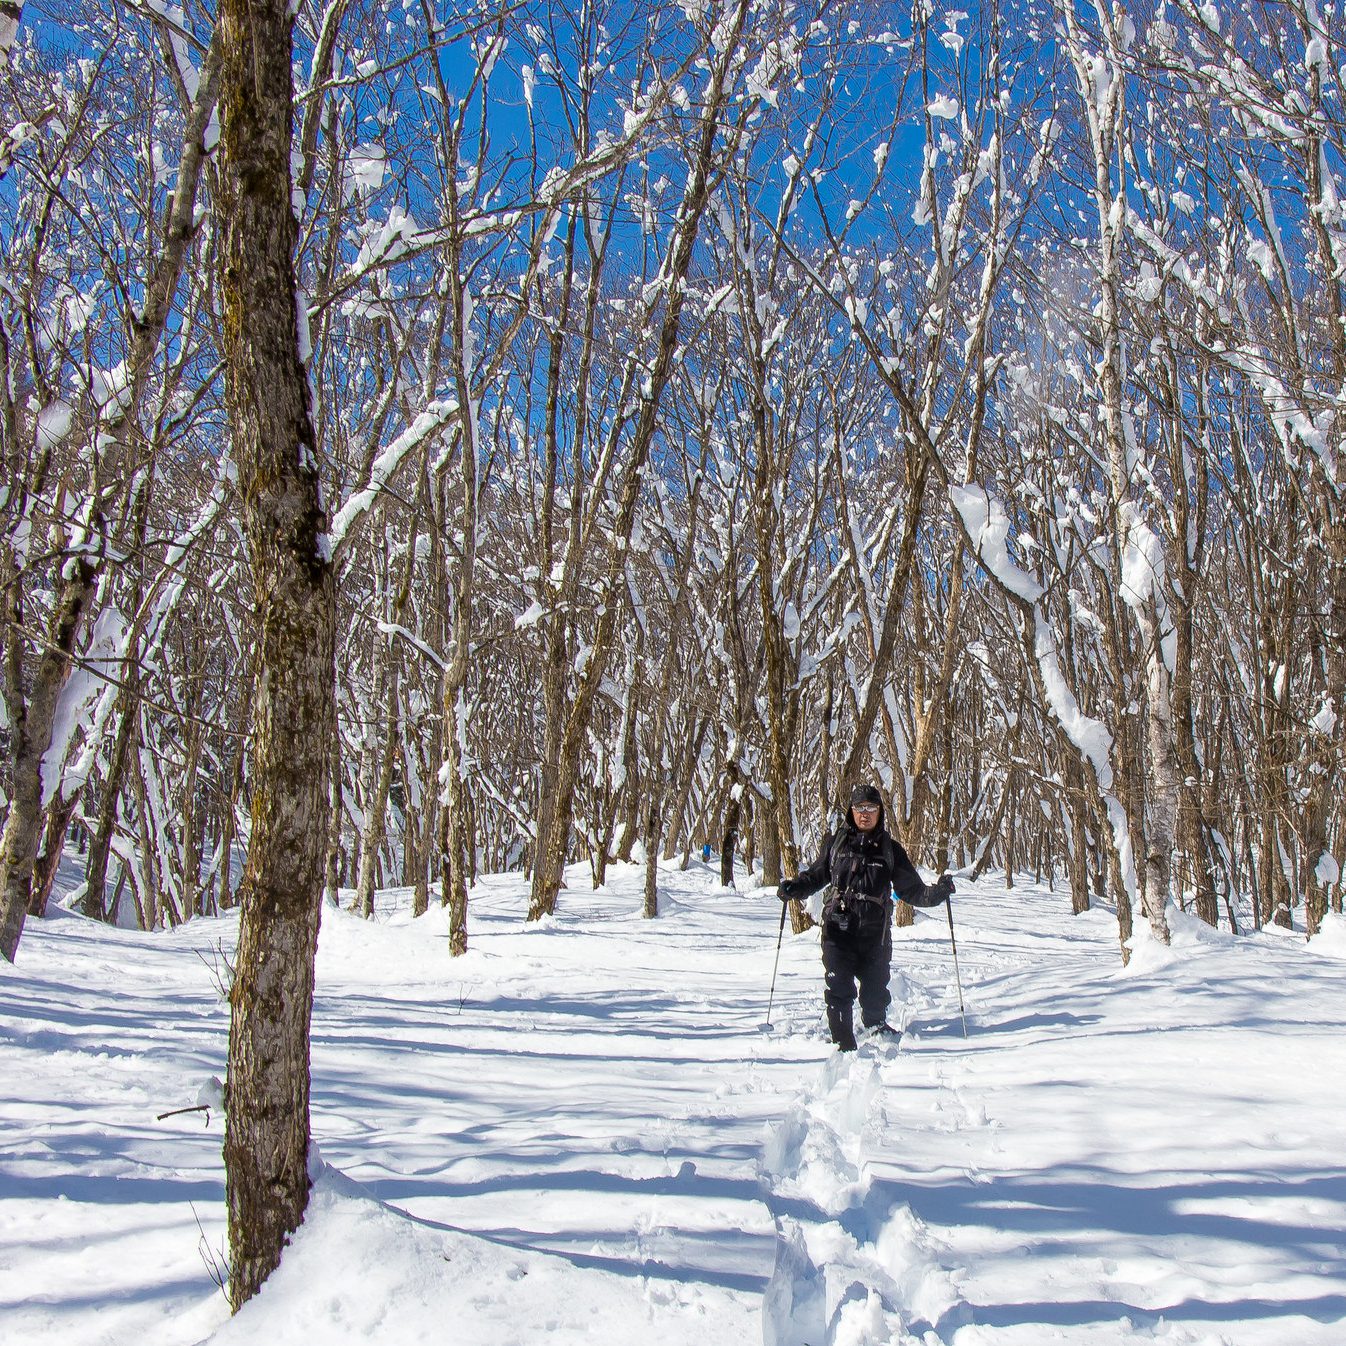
[215,0,336,1309]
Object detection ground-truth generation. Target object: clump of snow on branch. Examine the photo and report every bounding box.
[41,606,127,809]
[1033,616,1114,793]
[950,483,1043,603]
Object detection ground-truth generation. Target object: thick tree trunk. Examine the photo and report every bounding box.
[217,0,336,1311]
[905,544,965,859]
[1172,602,1219,928]
[591,781,615,889]
[1138,620,1180,940]
[760,805,781,886]
[751,407,799,897]
[1061,3,1173,954]
[932,709,956,873]
[1300,523,1344,930]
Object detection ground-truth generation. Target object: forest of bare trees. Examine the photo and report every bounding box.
[3,0,1343,977]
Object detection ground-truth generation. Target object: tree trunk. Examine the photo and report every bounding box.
[662,715,702,863]
[615,675,642,863]
[642,797,661,920]
[741,794,756,877]
[412,690,441,918]
[526,2,750,921]
[131,743,165,930]
[83,629,142,926]
[348,644,386,893]
[1302,69,1346,936]
[442,701,470,954]
[357,667,400,921]
[0,29,222,961]
[760,806,781,886]
[217,0,336,1310]
[1067,766,1091,916]
[0,552,100,961]
[1067,4,1172,951]
[932,709,956,873]
[29,794,77,917]
[439,144,485,956]
[176,678,207,920]
[218,715,248,912]
[720,787,741,889]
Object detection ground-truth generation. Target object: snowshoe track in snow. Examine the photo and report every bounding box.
[759,1034,974,1346]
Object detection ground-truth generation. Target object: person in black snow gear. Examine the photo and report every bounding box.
[778,782,955,1051]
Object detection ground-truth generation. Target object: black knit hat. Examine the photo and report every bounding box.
[849,783,882,808]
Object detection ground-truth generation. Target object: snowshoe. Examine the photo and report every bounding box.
[860,1021,902,1051]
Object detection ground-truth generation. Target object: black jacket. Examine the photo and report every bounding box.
[780,801,943,909]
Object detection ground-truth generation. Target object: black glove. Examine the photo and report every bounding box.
[932,873,955,903]
[778,879,799,903]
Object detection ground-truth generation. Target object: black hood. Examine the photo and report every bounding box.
[842,795,887,837]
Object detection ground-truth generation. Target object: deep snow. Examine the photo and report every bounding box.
[2,860,1344,1345]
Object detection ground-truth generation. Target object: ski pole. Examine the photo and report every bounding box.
[945,897,968,1037]
[762,899,789,1031]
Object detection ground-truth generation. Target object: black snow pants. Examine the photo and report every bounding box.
[821,895,892,1050]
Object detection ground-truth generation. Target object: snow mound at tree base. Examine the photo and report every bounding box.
[1309,910,1346,957]
[204,1159,733,1346]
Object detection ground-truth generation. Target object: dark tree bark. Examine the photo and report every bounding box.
[719,775,741,889]
[29,793,77,917]
[216,0,336,1311]
[1066,762,1092,916]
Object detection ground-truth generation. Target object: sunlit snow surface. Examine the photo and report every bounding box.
[2,862,1344,1345]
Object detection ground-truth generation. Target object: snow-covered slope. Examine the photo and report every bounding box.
[2,863,1343,1345]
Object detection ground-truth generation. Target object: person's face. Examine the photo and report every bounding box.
[852,803,880,832]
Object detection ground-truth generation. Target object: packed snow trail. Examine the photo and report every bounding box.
[1,861,1344,1345]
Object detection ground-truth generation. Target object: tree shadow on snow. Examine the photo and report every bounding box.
[392,1201,773,1294]
[862,1165,1346,1332]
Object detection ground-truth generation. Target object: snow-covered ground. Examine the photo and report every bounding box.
[2,861,1344,1345]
